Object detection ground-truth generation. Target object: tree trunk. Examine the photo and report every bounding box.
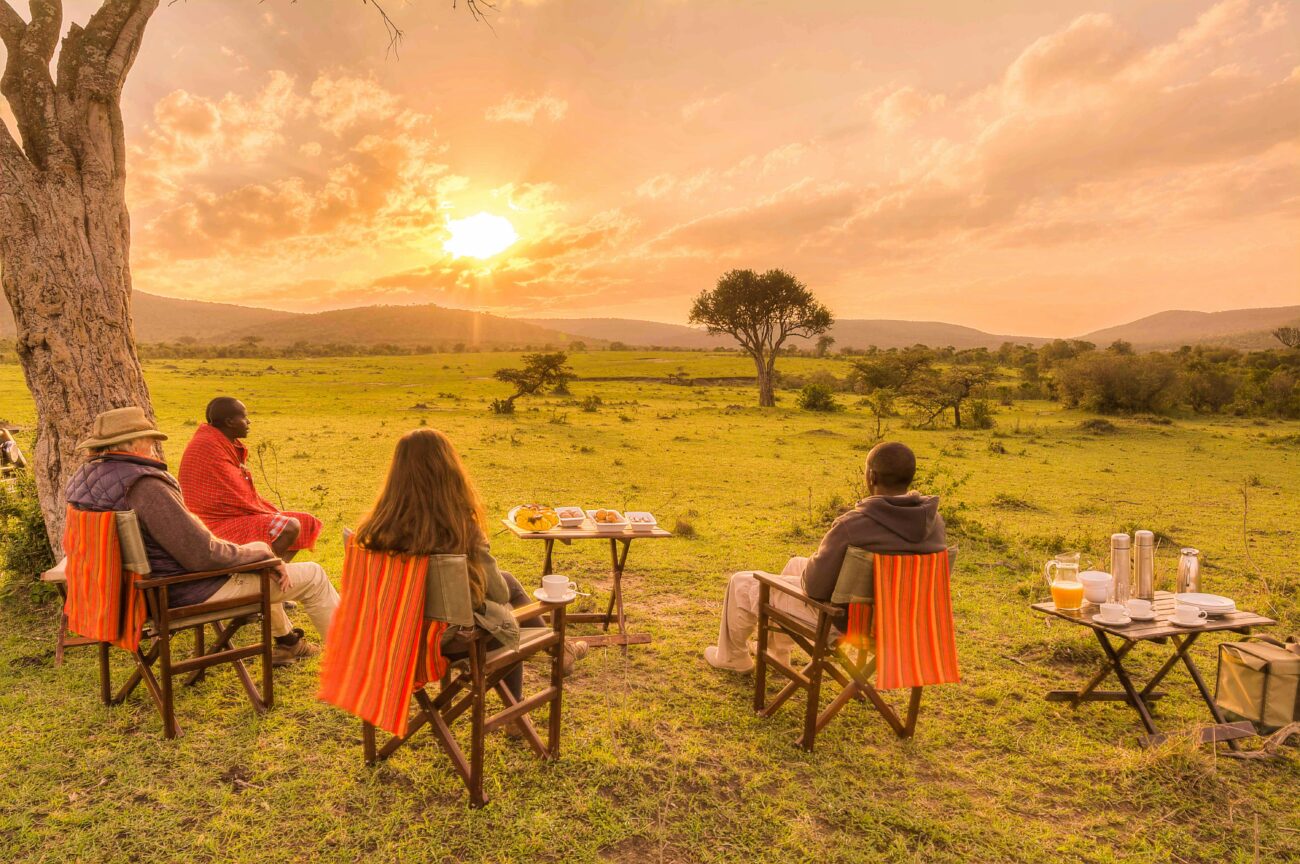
[750,351,775,407]
[0,0,160,547]
[1,178,153,546]
[952,401,962,428]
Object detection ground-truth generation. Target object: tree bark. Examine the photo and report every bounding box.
[0,0,160,546]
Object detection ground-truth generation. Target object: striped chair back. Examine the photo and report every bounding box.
[317,540,458,737]
[62,507,147,652]
[845,550,960,690]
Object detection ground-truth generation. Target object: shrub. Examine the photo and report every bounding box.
[969,398,997,429]
[580,395,602,412]
[1055,352,1181,414]
[489,398,515,415]
[796,384,840,412]
[0,471,55,598]
[1079,418,1118,434]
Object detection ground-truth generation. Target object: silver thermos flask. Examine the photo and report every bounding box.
[1176,548,1201,594]
[1134,530,1156,601]
[1110,533,1132,603]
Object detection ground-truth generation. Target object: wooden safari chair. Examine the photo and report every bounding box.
[56,507,281,738]
[753,549,959,750]
[318,542,567,808]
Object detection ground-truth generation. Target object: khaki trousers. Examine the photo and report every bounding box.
[712,556,818,669]
[208,561,339,642]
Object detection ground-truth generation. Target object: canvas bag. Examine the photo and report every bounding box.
[1214,636,1300,733]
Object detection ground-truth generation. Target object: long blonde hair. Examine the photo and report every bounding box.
[355,428,488,606]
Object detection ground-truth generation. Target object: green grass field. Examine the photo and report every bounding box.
[1,351,1297,863]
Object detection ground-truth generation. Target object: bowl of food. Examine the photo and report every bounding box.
[586,508,628,533]
[555,506,586,528]
[509,504,559,533]
[625,511,657,532]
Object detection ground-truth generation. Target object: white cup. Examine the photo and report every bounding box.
[1173,603,1208,626]
[1098,602,1129,623]
[541,575,577,600]
[1125,598,1153,617]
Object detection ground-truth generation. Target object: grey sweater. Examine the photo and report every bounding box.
[802,493,949,602]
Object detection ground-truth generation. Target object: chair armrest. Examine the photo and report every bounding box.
[135,558,282,589]
[512,601,546,622]
[754,571,840,618]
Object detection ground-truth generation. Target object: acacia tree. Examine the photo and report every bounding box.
[491,352,573,413]
[1275,326,1300,349]
[0,1,478,544]
[689,268,832,407]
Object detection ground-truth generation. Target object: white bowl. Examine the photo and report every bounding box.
[625,511,657,532]
[586,509,627,533]
[555,506,586,528]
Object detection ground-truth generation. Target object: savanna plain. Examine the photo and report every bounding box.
[1,351,1297,864]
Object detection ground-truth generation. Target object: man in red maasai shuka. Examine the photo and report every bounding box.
[179,397,326,664]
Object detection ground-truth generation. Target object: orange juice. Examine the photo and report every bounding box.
[1051,580,1084,611]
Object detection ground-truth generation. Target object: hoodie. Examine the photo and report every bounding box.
[802,493,948,602]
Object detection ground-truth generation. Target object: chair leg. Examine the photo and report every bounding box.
[549,605,566,759]
[753,585,771,714]
[362,720,377,765]
[98,642,112,705]
[469,641,487,808]
[901,687,923,739]
[158,630,179,740]
[185,624,208,687]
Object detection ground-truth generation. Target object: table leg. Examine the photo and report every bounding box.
[542,540,555,577]
[1173,633,1243,751]
[1093,630,1158,736]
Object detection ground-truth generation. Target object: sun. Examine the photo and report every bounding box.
[443,212,519,260]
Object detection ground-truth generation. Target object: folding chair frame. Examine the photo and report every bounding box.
[361,601,567,808]
[84,559,281,739]
[753,573,922,751]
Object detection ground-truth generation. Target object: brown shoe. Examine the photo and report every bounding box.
[272,628,321,667]
[563,640,589,676]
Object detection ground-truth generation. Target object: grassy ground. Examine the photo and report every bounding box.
[0,351,1297,863]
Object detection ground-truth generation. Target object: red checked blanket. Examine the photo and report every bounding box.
[178,423,321,550]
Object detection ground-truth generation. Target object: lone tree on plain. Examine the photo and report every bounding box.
[689,268,832,407]
[492,352,573,414]
[0,0,482,544]
[1275,326,1300,349]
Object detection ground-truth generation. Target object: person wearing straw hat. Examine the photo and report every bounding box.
[64,407,338,655]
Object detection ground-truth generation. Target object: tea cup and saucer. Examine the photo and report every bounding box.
[533,574,578,604]
[1092,602,1131,627]
[1169,602,1209,627]
[1124,598,1157,621]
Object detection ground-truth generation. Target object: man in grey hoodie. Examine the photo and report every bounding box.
[705,441,948,672]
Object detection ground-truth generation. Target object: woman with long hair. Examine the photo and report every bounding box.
[354,428,584,699]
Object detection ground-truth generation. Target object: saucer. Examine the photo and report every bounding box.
[1093,613,1132,626]
[533,588,576,604]
[1126,610,1157,621]
[1169,617,1206,627]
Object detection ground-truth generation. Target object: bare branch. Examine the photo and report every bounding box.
[0,2,25,50]
[0,0,70,169]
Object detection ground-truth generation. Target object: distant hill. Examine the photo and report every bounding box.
[218,304,590,349]
[1081,306,1300,351]
[527,317,1047,351]
[0,290,297,342]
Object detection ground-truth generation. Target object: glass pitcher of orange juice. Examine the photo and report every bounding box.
[1044,552,1083,611]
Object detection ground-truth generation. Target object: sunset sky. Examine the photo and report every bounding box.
[62,0,1300,336]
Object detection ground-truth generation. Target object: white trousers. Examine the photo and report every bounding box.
[208,561,339,642]
[713,556,818,668]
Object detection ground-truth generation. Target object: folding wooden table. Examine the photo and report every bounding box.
[1032,591,1274,746]
[501,517,671,653]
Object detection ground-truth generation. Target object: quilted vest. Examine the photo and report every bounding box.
[65,454,188,579]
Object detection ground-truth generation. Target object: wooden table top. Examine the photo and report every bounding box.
[500,518,672,541]
[1032,591,1275,640]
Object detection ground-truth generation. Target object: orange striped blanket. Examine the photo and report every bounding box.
[844,551,960,690]
[317,542,449,737]
[62,508,147,652]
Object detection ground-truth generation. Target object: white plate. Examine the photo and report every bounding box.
[533,588,576,604]
[1092,613,1132,626]
[1175,593,1236,615]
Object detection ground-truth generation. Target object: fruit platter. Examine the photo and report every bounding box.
[508,504,559,533]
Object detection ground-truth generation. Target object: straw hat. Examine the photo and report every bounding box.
[76,407,168,450]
